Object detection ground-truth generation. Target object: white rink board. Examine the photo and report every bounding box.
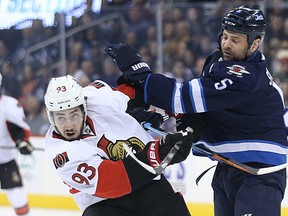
[1,136,287,208]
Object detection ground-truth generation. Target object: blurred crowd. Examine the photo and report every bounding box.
[0,0,287,135]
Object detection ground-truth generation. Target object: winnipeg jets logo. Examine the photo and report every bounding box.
[253,14,264,20]
[227,65,250,78]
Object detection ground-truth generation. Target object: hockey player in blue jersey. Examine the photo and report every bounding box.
[105,5,288,216]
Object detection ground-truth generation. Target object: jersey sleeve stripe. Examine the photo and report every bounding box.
[196,140,288,165]
[144,74,151,103]
[190,79,207,112]
[272,81,285,107]
[189,81,196,112]
[173,83,184,113]
[284,109,288,128]
[180,85,186,113]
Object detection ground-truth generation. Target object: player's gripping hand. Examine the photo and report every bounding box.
[105,43,152,88]
[16,140,34,155]
[136,131,193,167]
[128,107,163,129]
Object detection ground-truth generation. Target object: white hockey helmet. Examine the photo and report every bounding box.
[44,75,87,124]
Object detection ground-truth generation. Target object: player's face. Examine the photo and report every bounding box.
[221,30,251,61]
[52,106,84,141]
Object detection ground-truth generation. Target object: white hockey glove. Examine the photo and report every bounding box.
[16,140,34,155]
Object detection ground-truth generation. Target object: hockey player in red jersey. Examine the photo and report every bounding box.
[0,73,34,216]
[44,75,194,216]
[106,5,287,216]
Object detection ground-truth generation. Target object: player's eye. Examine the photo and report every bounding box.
[71,113,80,121]
[54,116,66,124]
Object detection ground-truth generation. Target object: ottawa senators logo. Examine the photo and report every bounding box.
[53,152,70,169]
[97,135,145,161]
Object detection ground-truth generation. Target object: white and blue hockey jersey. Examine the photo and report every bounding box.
[143,50,288,166]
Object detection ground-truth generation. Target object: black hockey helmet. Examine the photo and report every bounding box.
[221,5,266,45]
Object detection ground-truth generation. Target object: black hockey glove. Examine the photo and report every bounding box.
[176,113,207,143]
[136,131,193,167]
[105,43,152,89]
[128,107,164,129]
[16,140,34,155]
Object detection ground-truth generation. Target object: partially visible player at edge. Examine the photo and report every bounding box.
[0,73,34,216]
[105,5,288,216]
[43,75,194,216]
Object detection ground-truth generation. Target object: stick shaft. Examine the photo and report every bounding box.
[0,146,45,151]
[144,123,288,175]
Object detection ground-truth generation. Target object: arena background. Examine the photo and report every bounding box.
[0,0,287,215]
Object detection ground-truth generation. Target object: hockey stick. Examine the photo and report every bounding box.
[123,143,157,174]
[124,123,192,175]
[0,146,45,151]
[143,123,288,175]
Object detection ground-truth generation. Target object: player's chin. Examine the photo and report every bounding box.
[63,132,80,141]
[222,54,233,61]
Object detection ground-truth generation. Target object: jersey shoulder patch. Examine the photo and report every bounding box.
[53,151,70,169]
[226,64,251,78]
[89,80,107,89]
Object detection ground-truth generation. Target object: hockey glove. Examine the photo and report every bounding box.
[128,107,164,129]
[105,43,152,89]
[176,113,207,143]
[136,131,193,168]
[16,140,34,155]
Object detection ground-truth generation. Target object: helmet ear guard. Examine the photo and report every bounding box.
[221,5,266,46]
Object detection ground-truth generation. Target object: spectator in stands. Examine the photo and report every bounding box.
[83,28,101,52]
[68,41,89,66]
[78,74,91,87]
[83,0,98,20]
[171,7,184,24]
[108,19,126,43]
[14,27,41,67]
[101,57,122,86]
[186,7,204,36]
[0,61,21,98]
[279,17,288,43]
[124,6,151,44]
[31,19,46,43]
[18,64,38,106]
[34,64,53,104]
[273,49,288,83]
[80,59,99,81]
[89,42,105,70]
[67,59,85,83]
[171,59,194,82]
[265,14,283,44]
[0,40,10,65]
[125,31,140,50]
[24,95,50,135]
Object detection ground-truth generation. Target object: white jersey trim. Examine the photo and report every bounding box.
[197,140,288,155]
